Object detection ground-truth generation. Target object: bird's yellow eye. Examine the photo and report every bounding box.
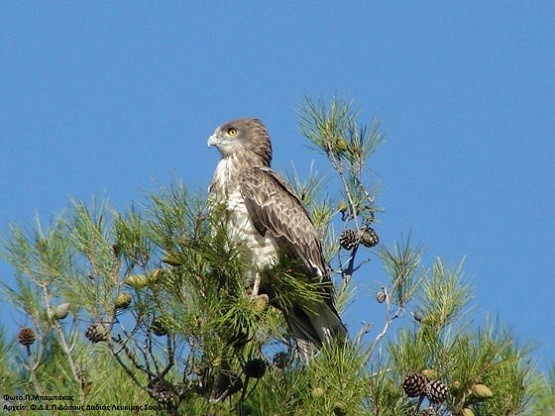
[226,127,238,137]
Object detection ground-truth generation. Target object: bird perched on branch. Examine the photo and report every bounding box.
[207,117,347,356]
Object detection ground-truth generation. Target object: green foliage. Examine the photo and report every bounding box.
[0,96,552,416]
[380,241,424,311]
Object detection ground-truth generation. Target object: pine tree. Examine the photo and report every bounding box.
[1,97,553,415]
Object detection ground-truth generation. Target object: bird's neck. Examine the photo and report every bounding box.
[211,152,268,196]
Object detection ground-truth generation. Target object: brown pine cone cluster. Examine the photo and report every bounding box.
[339,226,379,250]
[402,372,448,405]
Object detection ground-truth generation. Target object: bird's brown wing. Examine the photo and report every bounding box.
[239,166,347,349]
[239,166,329,281]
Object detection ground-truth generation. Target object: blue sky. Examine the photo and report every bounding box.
[1,3,554,369]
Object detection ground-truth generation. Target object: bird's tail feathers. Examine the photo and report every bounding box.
[287,302,348,359]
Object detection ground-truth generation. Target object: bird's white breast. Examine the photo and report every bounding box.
[212,158,280,272]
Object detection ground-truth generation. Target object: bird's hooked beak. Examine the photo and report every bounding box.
[207,131,219,148]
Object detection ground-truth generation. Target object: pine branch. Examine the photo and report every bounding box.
[0,95,552,416]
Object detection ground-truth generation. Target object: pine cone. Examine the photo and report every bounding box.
[151,318,168,336]
[115,293,132,310]
[243,358,266,379]
[252,294,269,312]
[54,303,71,320]
[426,379,448,404]
[148,378,176,404]
[471,383,493,398]
[360,226,379,247]
[147,268,164,284]
[339,229,358,250]
[18,327,36,347]
[123,274,149,289]
[333,401,348,416]
[85,323,108,343]
[413,310,424,323]
[402,373,427,397]
[376,289,387,303]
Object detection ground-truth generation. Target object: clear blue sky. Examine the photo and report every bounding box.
[2,3,554,369]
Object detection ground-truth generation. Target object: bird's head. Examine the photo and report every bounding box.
[208,118,272,166]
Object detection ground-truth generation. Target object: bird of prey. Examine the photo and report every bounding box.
[207,117,347,355]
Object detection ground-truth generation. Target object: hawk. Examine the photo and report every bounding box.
[207,118,347,354]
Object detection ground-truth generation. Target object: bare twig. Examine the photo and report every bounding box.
[43,282,84,401]
[362,287,400,366]
[109,339,150,393]
[111,335,156,378]
[25,344,43,396]
[354,322,374,346]
[159,334,175,379]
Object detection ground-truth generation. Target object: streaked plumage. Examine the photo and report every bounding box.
[207,118,347,354]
